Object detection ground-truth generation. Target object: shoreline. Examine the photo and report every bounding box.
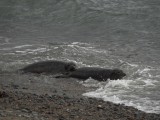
[0,72,160,120]
[0,90,160,120]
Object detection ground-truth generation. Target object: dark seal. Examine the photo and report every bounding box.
[57,67,126,81]
[20,60,77,74]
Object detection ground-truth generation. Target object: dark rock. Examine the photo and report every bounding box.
[0,91,8,98]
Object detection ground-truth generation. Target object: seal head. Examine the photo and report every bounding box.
[110,69,126,80]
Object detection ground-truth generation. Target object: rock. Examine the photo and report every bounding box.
[0,91,8,98]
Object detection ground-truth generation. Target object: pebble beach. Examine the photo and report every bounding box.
[0,72,160,120]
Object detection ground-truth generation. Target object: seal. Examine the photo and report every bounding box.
[20,60,77,74]
[57,67,126,81]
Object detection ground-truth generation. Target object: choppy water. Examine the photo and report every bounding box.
[0,0,160,113]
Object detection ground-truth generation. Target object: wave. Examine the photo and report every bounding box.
[82,62,160,113]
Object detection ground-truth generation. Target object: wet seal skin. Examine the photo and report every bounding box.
[57,67,126,81]
[19,60,77,74]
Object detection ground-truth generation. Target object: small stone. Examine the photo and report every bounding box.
[22,87,28,89]
[0,112,6,117]
[64,95,70,100]
[66,109,69,112]
[12,84,19,89]
[53,90,57,93]
[0,91,8,98]
[59,115,65,120]
[97,105,103,109]
[21,108,31,113]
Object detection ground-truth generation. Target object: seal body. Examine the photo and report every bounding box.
[20,60,76,74]
[68,67,126,81]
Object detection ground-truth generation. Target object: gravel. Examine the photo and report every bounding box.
[0,72,160,120]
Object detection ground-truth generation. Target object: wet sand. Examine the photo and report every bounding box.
[0,72,160,120]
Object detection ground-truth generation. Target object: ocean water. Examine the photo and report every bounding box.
[0,0,160,113]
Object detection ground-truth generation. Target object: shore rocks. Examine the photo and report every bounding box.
[0,91,159,120]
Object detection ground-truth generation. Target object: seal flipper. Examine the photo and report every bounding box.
[55,75,70,78]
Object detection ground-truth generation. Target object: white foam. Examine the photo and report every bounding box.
[14,45,33,49]
[125,62,138,67]
[104,80,131,89]
[0,44,32,51]
[67,43,108,54]
[83,88,160,113]
[76,58,160,114]
[15,50,27,53]
[2,53,16,55]
[143,79,155,86]
[79,78,107,88]
[71,42,91,46]
[82,75,160,113]
[15,48,51,54]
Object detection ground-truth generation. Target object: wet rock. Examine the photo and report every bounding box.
[11,84,19,89]
[21,108,32,113]
[0,89,160,120]
[0,112,6,117]
[58,115,65,120]
[97,105,103,110]
[22,87,28,90]
[0,91,8,98]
